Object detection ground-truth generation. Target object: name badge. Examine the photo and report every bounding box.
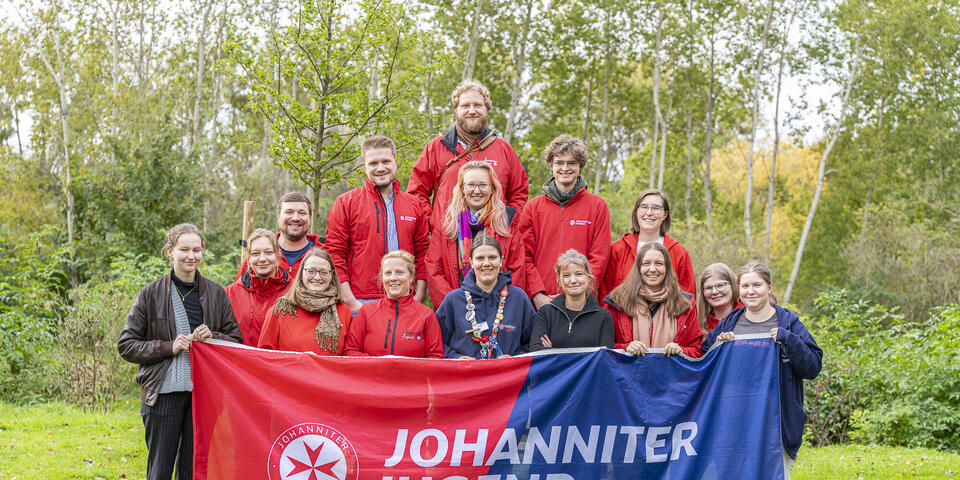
[466,321,490,335]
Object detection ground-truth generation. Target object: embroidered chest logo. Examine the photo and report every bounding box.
[399,215,417,222]
[268,423,359,480]
[401,331,423,341]
[569,220,592,226]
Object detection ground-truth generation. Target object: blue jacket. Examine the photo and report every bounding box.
[436,271,534,359]
[702,305,822,459]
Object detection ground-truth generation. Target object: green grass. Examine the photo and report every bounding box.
[1,399,958,479]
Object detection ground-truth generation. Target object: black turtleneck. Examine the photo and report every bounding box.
[171,270,204,332]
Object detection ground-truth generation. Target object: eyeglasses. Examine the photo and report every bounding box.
[304,268,332,279]
[703,281,730,293]
[552,161,580,168]
[464,183,491,192]
[637,203,664,213]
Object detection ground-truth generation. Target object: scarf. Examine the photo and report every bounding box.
[273,283,342,353]
[630,285,677,349]
[455,123,483,150]
[542,176,587,206]
[458,206,492,281]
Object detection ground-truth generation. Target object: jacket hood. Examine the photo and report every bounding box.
[461,269,513,298]
[441,125,493,154]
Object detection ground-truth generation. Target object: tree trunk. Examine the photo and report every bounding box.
[648,116,658,189]
[684,105,694,222]
[784,41,861,304]
[504,0,534,143]
[12,98,24,158]
[703,39,716,231]
[651,8,665,190]
[596,21,612,193]
[581,76,593,144]
[657,109,668,190]
[744,0,777,252]
[191,0,213,151]
[461,0,484,81]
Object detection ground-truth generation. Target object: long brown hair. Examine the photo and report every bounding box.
[609,242,689,318]
[443,161,510,238]
[697,263,739,333]
[283,248,341,306]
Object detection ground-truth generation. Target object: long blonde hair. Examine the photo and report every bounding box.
[443,161,510,239]
[697,263,739,333]
[609,242,689,318]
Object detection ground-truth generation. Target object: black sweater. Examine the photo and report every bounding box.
[529,294,614,351]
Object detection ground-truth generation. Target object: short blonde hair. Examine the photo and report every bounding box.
[451,80,493,111]
[380,250,416,278]
[554,249,596,294]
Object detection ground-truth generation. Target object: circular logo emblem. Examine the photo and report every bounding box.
[569,220,575,225]
[267,423,359,480]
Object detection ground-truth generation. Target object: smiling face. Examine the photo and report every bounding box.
[277,201,311,242]
[461,168,493,212]
[363,147,397,189]
[635,193,666,235]
[168,233,203,279]
[301,256,333,292]
[558,261,589,298]
[639,248,667,289]
[248,236,279,277]
[455,90,488,135]
[381,257,413,299]
[738,272,773,311]
[703,275,734,311]
[471,244,502,287]
[551,153,581,192]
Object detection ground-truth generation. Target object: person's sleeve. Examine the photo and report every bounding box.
[518,295,535,354]
[701,327,719,355]
[610,307,631,350]
[324,195,351,282]
[505,224,533,298]
[406,144,436,225]
[777,318,823,379]
[589,200,612,284]
[412,202,430,281]
[504,144,529,214]
[208,286,242,343]
[598,241,618,303]
[675,247,696,299]
[118,288,173,364]
[342,308,370,356]
[517,205,546,297]
[599,309,616,349]
[436,297,461,359]
[677,302,703,358]
[423,310,445,359]
[426,232,454,307]
[529,308,549,352]
[257,310,281,350]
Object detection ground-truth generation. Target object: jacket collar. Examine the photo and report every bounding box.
[240,266,290,290]
[362,178,400,197]
[461,269,512,298]
[381,291,417,308]
[545,292,600,314]
[542,177,588,206]
[441,125,493,154]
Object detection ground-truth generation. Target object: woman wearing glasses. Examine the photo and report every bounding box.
[599,189,695,301]
[426,161,531,305]
[696,263,740,335]
[258,248,353,355]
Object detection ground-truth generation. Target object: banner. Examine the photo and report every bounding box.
[191,338,784,480]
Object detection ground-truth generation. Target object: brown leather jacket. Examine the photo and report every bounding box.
[118,272,242,406]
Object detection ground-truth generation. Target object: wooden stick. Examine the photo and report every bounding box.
[241,201,255,265]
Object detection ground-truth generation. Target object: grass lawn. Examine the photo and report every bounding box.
[1,399,958,479]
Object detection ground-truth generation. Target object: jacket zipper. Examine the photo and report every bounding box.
[390,300,400,355]
[383,302,391,350]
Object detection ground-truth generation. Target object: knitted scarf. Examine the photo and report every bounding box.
[630,285,677,349]
[458,206,492,281]
[542,176,587,206]
[455,122,483,150]
[273,283,342,353]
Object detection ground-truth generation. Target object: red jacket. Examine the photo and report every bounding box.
[518,188,611,296]
[605,296,703,357]
[425,208,531,306]
[325,180,429,299]
[224,267,291,346]
[235,233,324,282]
[257,302,353,356]
[599,233,696,301]
[342,294,444,358]
[407,128,529,230]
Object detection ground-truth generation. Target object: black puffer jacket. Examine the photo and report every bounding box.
[118,272,242,405]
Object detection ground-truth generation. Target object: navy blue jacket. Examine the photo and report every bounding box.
[437,271,534,359]
[702,305,822,459]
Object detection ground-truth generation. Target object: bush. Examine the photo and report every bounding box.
[804,291,960,452]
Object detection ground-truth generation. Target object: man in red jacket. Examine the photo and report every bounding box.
[407,80,529,230]
[518,134,611,309]
[236,192,323,280]
[325,135,430,313]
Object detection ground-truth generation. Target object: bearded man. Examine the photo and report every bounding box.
[407,80,529,231]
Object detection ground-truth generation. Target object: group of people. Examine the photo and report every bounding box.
[117,80,822,480]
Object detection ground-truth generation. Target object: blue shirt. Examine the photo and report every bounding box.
[384,191,399,253]
[281,238,315,268]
